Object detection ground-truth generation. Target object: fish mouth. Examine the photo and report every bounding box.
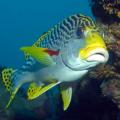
[86,48,109,63]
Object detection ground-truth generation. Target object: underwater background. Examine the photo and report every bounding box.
[0,0,93,68]
[0,0,120,120]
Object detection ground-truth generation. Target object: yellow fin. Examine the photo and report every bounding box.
[2,68,20,108]
[27,82,43,100]
[27,82,60,100]
[2,68,13,92]
[61,86,72,111]
[20,47,54,65]
[24,32,49,60]
[6,88,19,109]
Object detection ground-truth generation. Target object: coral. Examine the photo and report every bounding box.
[89,0,120,109]
[88,64,118,80]
[88,23,120,108]
[61,78,119,120]
[87,22,120,80]
[100,77,120,108]
[90,0,120,23]
[107,23,120,39]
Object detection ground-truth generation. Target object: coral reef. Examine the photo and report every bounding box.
[88,22,120,81]
[101,77,120,106]
[90,0,120,23]
[89,0,120,110]
[97,23,120,109]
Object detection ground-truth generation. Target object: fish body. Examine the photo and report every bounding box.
[1,14,109,110]
[33,56,88,82]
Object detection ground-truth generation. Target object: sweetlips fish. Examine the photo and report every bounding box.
[1,14,109,110]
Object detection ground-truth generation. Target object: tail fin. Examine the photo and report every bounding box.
[1,68,19,108]
[2,68,13,92]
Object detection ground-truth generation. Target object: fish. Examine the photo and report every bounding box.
[1,14,109,111]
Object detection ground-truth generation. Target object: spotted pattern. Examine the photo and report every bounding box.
[2,68,13,92]
[27,83,43,100]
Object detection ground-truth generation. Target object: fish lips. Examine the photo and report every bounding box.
[86,48,109,63]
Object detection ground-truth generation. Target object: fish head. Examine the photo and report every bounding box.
[79,27,108,63]
[61,26,109,71]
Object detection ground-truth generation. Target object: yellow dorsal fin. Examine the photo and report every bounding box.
[27,82,60,100]
[61,86,72,111]
[20,47,54,65]
[24,32,49,60]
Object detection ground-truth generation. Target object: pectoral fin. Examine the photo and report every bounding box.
[27,81,61,100]
[20,47,55,65]
[60,85,72,111]
[24,32,48,60]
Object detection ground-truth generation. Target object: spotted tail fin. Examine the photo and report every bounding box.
[1,68,19,108]
[2,68,13,92]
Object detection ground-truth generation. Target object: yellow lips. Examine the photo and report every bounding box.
[79,44,106,59]
[79,27,108,61]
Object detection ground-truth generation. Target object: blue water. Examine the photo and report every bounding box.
[0,0,93,68]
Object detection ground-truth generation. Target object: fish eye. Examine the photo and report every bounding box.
[76,27,84,39]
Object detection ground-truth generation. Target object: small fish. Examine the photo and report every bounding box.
[1,14,109,110]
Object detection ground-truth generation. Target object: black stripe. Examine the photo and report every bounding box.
[63,20,71,30]
[60,23,68,33]
[67,17,74,28]
[71,15,78,27]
